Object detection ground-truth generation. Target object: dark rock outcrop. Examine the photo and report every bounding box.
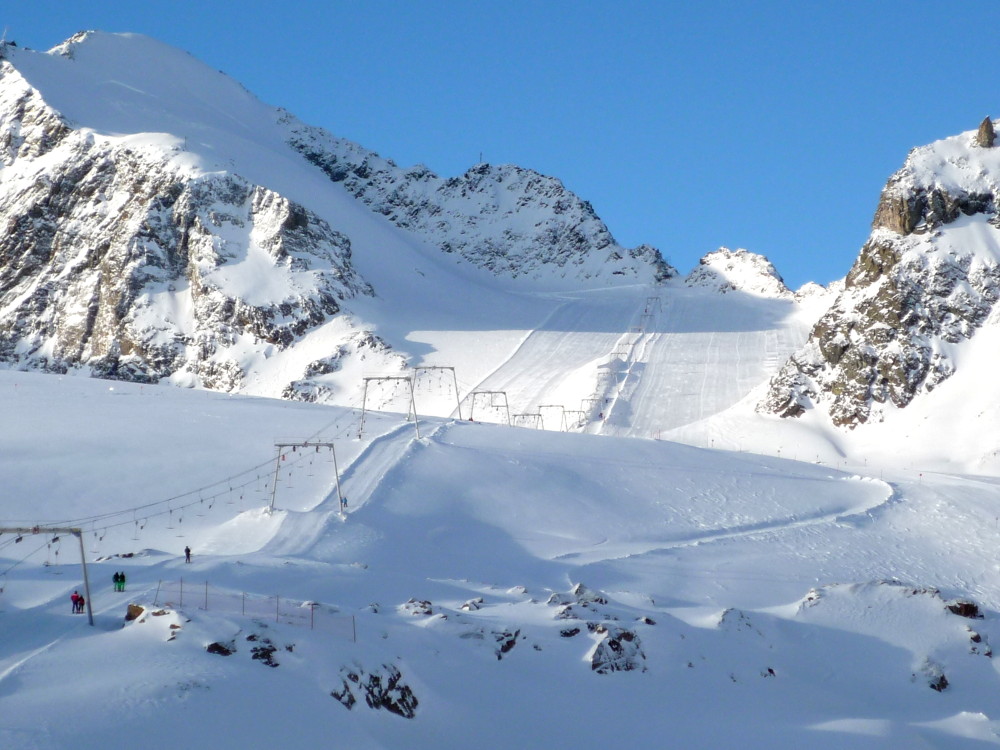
[331,664,418,719]
[976,117,996,148]
[947,600,982,619]
[590,626,646,673]
[206,641,235,656]
[285,120,675,285]
[0,75,373,387]
[124,603,144,621]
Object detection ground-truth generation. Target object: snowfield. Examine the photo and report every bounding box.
[4,369,1000,749]
[4,30,1000,750]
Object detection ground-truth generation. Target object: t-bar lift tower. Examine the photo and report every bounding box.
[268,441,345,514]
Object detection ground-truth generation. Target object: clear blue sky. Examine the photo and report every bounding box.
[6,2,1000,287]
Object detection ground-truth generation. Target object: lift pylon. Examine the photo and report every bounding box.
[0,526,94,626]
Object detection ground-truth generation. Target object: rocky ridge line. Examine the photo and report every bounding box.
[759,118,1000,426]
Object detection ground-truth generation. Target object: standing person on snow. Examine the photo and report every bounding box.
[119,571,126,592]
[77,595,85,614]
[112,572,120,592]
[184,546,191,563]
[70,591,80,613]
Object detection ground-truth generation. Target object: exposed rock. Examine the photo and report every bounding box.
[685,247,791,298]
[717,608,764,636]
[569,583,608,606]
[590,626,647,674]
[286,120,675,286]
[559,627,581,638]
[0,122,373,387]
[331,664,418,719]
[460,597,484,612]
[493,629,520,660]
[918,658,950,692]
[760,121,1000,426]
[250,642,279,667]
[0,33,671,404]
[330,678,357,710]
[554,605,579,620]
[400,598,433,616]
[929,674,949,692]
[205,641,235,656]
[976,117,996,148]
[947,600,982,619]
[124,603,145,621]
[967,627,992,657]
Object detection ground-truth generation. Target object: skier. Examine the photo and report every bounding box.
[184,546,191,563]
[70,591,80,613]
[77,595,85,614]
[119,571,126,592]
[112,572,120,592]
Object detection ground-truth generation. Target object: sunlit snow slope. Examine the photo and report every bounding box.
[4,371,1000,749]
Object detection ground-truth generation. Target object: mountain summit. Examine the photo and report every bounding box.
[0,31,669,397]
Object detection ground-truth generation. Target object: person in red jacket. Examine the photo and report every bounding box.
[70,591,80,613]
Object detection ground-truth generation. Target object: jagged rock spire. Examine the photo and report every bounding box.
[976,117,995,148]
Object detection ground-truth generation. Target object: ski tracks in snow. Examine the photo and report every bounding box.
[264,420,445,555]
[560,476,896,564]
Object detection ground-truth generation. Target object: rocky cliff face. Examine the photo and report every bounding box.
[285,119,674,285]
[760,119,1000,426]
[0,62,371,388]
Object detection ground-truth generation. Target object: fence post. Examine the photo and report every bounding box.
[153,579,162,606]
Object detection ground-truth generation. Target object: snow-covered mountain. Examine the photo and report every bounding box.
[0,32,670,398]
[685,246,792,297]
[9,31,1000,750]
[760,118,1000,426]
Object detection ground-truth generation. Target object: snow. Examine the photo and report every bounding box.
[4,31,1000,750]
[5,359,1000,748]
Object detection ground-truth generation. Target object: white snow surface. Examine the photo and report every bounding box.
[4,31,1000,750]
[5,360,1000,749]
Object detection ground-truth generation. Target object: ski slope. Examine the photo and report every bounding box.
[407,281,821,442]
[5,370,1000,748]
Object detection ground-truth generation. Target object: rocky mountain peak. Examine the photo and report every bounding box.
[685,247,790,298]
[284,119,674,287]
[759,120,1000,426]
